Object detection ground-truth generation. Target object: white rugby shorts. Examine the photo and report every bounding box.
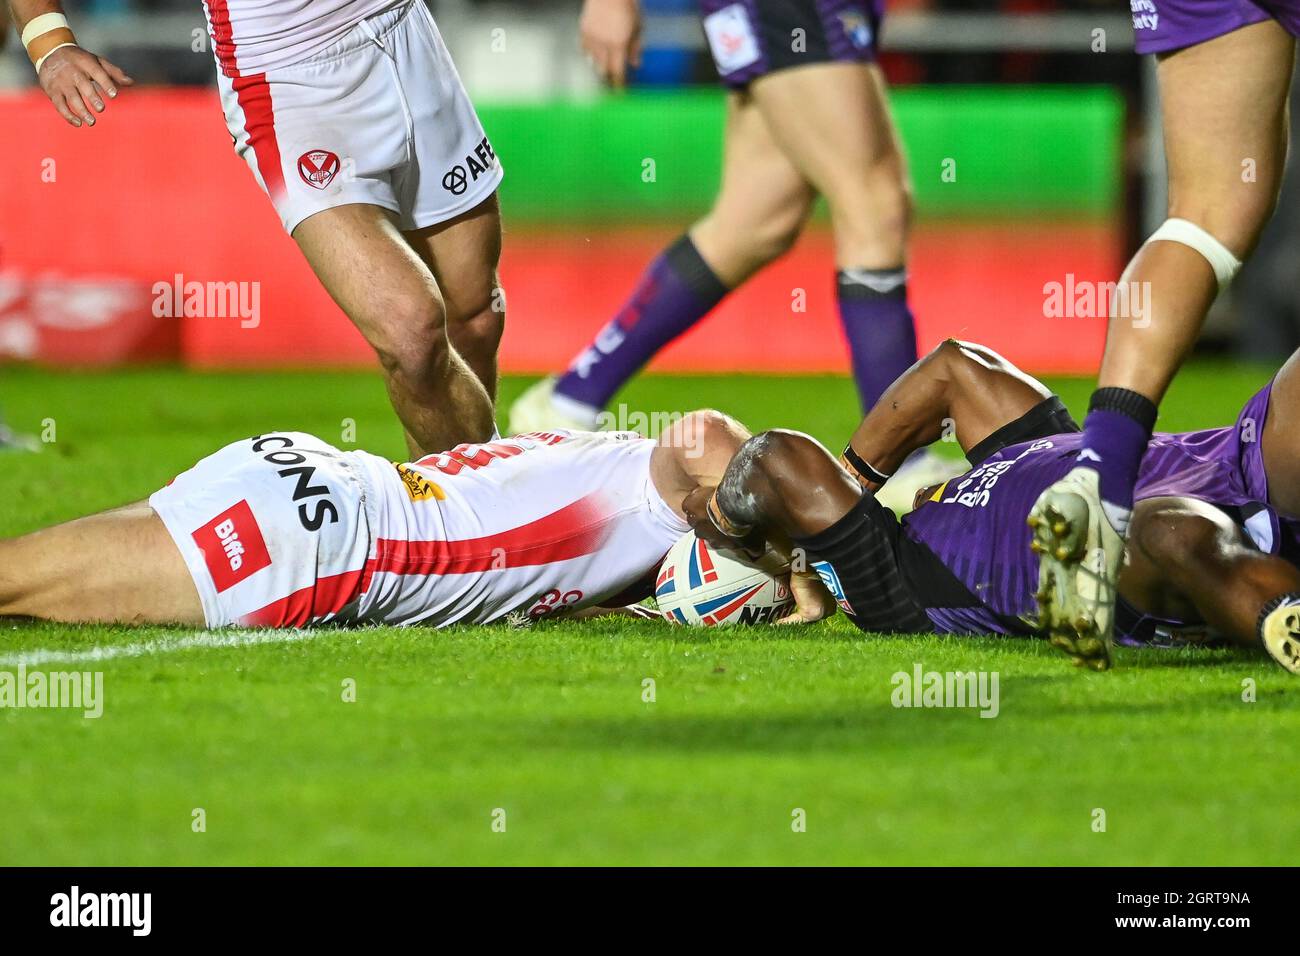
[214,0,502,234]
[150,432,374,628]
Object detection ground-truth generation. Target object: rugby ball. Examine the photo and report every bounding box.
[654,532,793,626]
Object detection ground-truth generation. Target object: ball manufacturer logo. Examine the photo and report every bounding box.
[297,149,340,190]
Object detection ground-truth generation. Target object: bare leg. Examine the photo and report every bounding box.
[750,63,910,271]
[509,92,815,433]
[403,193,506,403]
[0,502,204,626]
[1099,22,1294,402]
[1030,22,1296,671]
[749,62,918,413]
[293,203,494,457]
[689,91,817,288]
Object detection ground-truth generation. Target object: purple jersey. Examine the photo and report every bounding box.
[1132,0,1300,55]
[902,382,1296,641]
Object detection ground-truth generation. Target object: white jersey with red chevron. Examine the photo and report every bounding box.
[349,431,689,627]
[150,429,688,629]
[202,0,401,75]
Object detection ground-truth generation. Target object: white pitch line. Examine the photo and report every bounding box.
[0,628,331,668]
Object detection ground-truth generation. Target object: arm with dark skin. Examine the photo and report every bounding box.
[690,338,1300,647]
[840,339,1053,492]
[682,340,1062,621]
[1123,498,1300,649]
[681,429,860,623]
[688,339,1055,542]
[1119,344,1300,652]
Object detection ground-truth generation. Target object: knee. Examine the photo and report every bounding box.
[449,281,507,352]
[372,292,451,387]
[830,162,913,248]
[700,196,810,268]
[1167,193,1278,260]
[745,204,809,264]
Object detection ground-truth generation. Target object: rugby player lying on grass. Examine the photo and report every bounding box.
[0,414,750,628]
[686,340,1300,675]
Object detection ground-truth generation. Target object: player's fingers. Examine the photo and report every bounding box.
[99,57,134,87]
[584,40,609,82]
[52,92,83,128]
[85,60,120,100]
[608,47,627,87]
[630,36,644,69]
[73,75,104,119]
[62,83,96,126]
[78,75,106,114]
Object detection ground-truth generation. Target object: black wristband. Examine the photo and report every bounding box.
[841,444,890,485]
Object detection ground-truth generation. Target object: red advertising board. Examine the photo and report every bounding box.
[0,90,1115,374]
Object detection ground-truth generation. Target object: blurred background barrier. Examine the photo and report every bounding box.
[17,1,1286,375]
[0,82,1121,372]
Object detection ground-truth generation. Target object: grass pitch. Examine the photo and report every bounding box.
[1,362,1296,866]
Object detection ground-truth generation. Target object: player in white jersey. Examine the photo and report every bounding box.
[0,412,751,629]
[15,0,504,457]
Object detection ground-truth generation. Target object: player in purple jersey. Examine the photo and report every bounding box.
[1030,0,1300,663]
[508,0,951,506]
[684,339,1300,674]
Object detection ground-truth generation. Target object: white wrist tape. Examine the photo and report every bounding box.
[35,42,78,73]
[1146,218,1242,294]
[21,12,69,47]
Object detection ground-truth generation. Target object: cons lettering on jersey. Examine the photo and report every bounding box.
[192,499,272,593]
[250,434,341,531]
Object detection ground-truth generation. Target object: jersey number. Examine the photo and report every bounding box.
[416,434,570,477]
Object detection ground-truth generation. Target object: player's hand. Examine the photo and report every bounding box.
[579,0,643,88]
[776,571,838,626]
[38,46,134,128]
